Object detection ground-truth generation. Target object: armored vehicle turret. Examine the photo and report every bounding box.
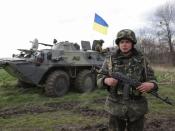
[0,39,105,97]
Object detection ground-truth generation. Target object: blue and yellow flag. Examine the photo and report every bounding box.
[93,13,109,35]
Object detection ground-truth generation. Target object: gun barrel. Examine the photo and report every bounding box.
[38,43,53,47]
[150,92,173,105]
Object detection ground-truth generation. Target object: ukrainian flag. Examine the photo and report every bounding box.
[93,13,109,35]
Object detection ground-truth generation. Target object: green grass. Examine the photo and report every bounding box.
[153,66,175,84]
[147,84,175,115]
[0,110,107,129]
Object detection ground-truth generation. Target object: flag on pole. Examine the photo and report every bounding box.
[93,13,109,35]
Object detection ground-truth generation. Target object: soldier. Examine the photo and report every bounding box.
[53,39,58,44]
[73,43,80,50]
[92,39,104,52]
[97,29,158,131]
[30,38,39,51]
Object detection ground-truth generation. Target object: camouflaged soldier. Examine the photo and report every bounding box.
[97,29,158,131]
[92,39,104,52]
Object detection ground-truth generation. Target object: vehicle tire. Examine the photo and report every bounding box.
[45,70,70,97]
[16,80,34,88]
[75,69,96,93]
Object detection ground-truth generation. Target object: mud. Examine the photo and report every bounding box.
[0,101,79,118]
[0,105,56,118]
[0,100,174,130]
[0,101,108,119]
[144,117,175,131]
[52,117,175,131]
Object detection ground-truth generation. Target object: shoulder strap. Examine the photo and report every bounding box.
[143,55,148,80]
[105,55,113,75]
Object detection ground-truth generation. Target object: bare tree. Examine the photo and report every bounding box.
[153,1,175,65]
[136,28,157,62]
[136,27,172,65]
[136,28,156,53]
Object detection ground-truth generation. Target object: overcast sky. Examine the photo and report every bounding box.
[0,0,168,57]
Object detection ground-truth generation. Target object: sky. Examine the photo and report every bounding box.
[0,0,168,57]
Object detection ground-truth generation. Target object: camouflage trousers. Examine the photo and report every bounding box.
[108,114,144,131]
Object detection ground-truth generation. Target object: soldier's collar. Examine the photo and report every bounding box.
[117,51,133,59]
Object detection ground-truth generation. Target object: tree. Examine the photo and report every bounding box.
[153,1,175,65]
[136,28,156,56]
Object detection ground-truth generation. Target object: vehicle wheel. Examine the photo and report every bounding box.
[45,70,70,97]
[16,80,33,88]
[75,69,96,93]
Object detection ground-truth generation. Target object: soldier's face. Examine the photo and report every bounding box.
[119,39,133,53]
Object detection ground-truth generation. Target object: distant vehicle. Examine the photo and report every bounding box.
[0,39,105,97]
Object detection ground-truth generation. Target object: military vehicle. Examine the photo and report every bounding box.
[0,39,105,97]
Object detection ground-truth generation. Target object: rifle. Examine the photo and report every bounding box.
[93,67,174,106]
[38,43,53,47]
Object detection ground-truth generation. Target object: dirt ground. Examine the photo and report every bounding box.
[0,100,174,131]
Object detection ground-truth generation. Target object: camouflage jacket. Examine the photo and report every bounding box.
[95,43,102,52]
[97,48,158,121]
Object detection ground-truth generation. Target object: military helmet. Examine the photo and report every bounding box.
[99,39,104,44]
[115,29,137,45]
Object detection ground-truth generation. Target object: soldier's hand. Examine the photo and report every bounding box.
[136,82,154,93]
[104,77,118,87]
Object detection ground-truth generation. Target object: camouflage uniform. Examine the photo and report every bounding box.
[95,43,103,52]
[92,40,104,53]
[97,29,158,131]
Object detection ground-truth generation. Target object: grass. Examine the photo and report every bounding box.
[0,67,174,129]
[147,84,175,115]
[0,110,107,129]
[153,66,175,84]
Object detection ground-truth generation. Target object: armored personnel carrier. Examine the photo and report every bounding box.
[0,39,105,97]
